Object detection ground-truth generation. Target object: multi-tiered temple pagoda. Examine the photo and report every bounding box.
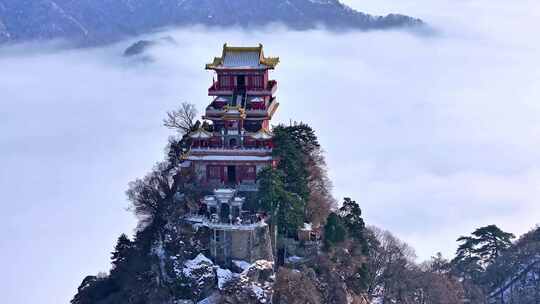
[183,44,279,265]
[185,44,279,191]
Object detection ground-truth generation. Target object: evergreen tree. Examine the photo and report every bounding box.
[257,168,304,236]
[323,212,347,248]
[272,123,336,226]
[257,167,286,218]
[453,225,515,273]
[322,198,369,252]
[338,198,366,241]
[111,234,135,272]
[451,224,516,297]
[470,225,515,265]
[283,123,320,155]
[272,125,311,200]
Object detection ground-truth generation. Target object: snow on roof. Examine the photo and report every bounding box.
[206,44,279,70]
[203,196,218,206]
[250,96,264,102]
[189,128,213,139]
[214,188,236,201]
[248,129,273,140]
[201,188,246,207]
[300,223,313,231]
[223,51,263,68]
[215,96,229,102]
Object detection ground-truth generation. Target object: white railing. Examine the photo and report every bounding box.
[183,214,267,230]
[238,183,259,191]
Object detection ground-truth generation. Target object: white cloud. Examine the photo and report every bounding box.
[1,1,540,303]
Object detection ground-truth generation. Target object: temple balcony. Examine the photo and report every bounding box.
[208,80,277,96]
[205,105,226,116]
[245,97,278,117]
[184,214,267,230]
[189,146,272,154]
[246,80,277,96]
[208,82,233,96]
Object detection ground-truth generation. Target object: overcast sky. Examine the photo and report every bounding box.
[1,0,540,303]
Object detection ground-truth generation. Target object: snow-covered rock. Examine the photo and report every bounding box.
[232,260,251,272]
[220,260,274,304]
[216,267,234,289]
[183,253,214,277]
[178,253,217,300]
[243,260,274,282]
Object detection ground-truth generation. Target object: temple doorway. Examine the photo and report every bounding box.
[220,203,230,223]
[236,75,245,90]
[227,165,237,184]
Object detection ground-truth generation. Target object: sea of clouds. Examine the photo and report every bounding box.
[1,0,539,303]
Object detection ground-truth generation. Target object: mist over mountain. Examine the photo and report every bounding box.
[0,0,423,45]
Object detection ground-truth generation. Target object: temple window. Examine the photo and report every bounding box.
[208,166,222,180]
[253,75,262,88]
[241,166,256,181]
[219,75,230,88]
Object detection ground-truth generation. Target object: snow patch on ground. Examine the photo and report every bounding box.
[232,259,251,272]
[251,283,266,302]
[286,255,304,263]
[248,260,274,272]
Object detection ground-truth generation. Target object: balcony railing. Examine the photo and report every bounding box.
[184,214,266,229]
[209,80,277,95]
[190,146,272,153]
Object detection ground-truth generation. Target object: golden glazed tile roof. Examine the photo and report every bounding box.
[206,43,280,70]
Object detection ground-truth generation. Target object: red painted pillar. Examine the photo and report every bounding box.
[221,165,225,183]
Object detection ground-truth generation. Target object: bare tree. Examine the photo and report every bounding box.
[163,102,198,134]
[275,267,323,304]
[366,227,417,303]
[126,162,187,229]
[306,146,335,226]
[365,228,468,304]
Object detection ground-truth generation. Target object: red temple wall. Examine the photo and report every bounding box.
[200,162,268,184]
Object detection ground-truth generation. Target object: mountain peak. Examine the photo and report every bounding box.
[0,0,424,45]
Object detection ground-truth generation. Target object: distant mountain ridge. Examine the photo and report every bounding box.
[0,0,423,45]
